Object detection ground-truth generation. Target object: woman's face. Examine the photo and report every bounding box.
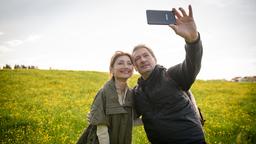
[111,55,133,80]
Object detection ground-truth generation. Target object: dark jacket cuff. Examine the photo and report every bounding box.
[185,32,200,44]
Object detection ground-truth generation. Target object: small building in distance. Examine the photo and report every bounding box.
[231,76,256,82]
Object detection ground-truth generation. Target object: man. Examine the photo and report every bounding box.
[132,5,206,144]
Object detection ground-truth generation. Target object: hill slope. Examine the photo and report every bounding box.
[0,70,255,143]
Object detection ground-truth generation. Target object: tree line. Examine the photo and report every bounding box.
[1,64,38,70]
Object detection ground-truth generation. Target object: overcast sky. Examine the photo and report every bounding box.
[0,0,256,80]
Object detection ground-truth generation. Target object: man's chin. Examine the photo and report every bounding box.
[139,69,152,75]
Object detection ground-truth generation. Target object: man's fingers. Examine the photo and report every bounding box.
[188,5,193,17]
[169,24,177,33]
[175,19,182,25]
[173,8,182,19]
[173,5,193,18]
[179,7,188,17]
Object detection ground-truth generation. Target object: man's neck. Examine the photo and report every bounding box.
[141,71,153,80]
[141,65,156,80]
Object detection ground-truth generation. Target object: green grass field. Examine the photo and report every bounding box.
[1,69,256,144]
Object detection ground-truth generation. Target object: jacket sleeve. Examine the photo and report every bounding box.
[167,33,203,91]
[97,125,110,144]
[132,87,142,118]
[89,89,109,126]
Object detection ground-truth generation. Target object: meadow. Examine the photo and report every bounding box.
[0,69,256,144]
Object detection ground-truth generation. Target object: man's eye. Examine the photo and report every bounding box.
[135,57,140,62]
[144,54,149,57]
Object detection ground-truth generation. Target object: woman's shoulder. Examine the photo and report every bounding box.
[102,79,115,91]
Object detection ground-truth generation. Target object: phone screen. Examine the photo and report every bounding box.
[146,10,176,25]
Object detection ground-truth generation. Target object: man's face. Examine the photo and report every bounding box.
[132,48,156,77]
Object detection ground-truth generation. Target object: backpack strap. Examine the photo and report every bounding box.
[185,90,205,126]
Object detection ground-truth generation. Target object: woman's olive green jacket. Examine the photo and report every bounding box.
[89,79,134,144]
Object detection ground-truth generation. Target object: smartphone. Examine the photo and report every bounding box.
[146,10,176,25]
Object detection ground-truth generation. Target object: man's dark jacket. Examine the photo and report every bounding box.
[133,36,205,144]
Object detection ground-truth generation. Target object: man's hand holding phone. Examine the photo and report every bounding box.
[170,5,198,43]
[146,5,198,43]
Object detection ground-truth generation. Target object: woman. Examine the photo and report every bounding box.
[88,51,135,144]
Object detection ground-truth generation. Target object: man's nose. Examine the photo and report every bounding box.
[140,57,147,62]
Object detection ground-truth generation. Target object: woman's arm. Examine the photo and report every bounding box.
[97,125,110,144]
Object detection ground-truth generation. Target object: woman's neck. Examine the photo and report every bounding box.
[115,78,127,94]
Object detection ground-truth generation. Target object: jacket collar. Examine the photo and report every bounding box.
[103,79,133,115]
[103,79,116,92]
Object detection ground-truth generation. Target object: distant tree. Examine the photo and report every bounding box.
[21,65,27,69]
[28,65,38,69]
[14,64,21,69]
[3,64,12,69]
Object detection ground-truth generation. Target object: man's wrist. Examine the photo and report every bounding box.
[185,32,200,44]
